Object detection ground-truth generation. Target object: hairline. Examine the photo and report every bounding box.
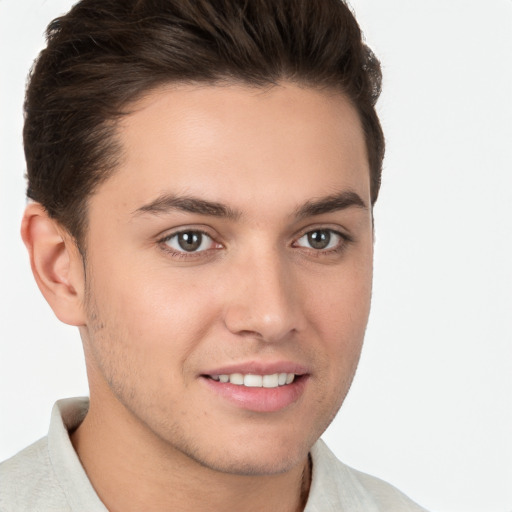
[64,77,373,256]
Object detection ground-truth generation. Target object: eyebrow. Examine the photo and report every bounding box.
[294,190,368,219]
[133,190,367,220]
[133,194,242,220]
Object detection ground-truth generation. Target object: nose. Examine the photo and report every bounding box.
[223,249,303,343]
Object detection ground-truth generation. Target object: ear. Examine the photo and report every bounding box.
[21,203,87,326]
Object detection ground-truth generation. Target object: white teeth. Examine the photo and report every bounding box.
[211,372,297,387]
[262,374,279,388]
[244,374,262,387]
[230,373,244,385]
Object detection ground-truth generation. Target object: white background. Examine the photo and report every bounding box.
[1,1,511,511]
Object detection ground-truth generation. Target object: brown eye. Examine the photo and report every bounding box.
[164,230,213,253]
[307,230,331,249]
[177,232,202,251]
[295,229,344,251]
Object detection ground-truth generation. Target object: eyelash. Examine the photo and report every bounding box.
[292,228,352,255]
[158,227,352,259]
[159,229,219,259]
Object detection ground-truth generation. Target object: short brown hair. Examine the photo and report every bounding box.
[24,0,384,248]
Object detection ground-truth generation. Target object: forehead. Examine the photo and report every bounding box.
[91,82,370,220]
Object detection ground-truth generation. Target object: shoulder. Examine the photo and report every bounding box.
[0,437,71,512]
[306,439,428,512]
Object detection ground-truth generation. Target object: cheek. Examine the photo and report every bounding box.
[84,257,222,398]
[93,256,216,340]
[307,254,373,337]
[301,249,373,383]
[82,268,215,432]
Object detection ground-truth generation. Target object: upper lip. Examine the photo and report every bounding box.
[202,361,309,376]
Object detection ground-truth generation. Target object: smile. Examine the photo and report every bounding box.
[203,372,308,413]
[209,373,296,388]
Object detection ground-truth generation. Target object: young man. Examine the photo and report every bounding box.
[0,0,426,510]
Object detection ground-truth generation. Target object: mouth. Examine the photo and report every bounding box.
[205,372,298,388]
[200,367,308,413]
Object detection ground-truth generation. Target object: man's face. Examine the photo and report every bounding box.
[79,82,373,475]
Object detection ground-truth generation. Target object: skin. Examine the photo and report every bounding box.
[22,82,374,511]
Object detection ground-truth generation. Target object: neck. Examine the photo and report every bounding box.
[71,394,311,512]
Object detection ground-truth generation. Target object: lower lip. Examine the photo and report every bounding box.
[201,376,308,413]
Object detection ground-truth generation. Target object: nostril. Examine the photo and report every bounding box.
[222,264,302,341]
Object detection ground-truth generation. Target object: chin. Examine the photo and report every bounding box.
[194,447,307,477]
[170,429,312,477]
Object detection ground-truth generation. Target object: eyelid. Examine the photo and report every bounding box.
[291,226,353,253]
[156,224,218,242]
[293,224,353,243]
[157,227,223,256]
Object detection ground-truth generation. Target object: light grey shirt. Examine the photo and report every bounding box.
[0,398,427,511]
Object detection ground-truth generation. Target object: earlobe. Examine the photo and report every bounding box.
[21,203,87,326]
